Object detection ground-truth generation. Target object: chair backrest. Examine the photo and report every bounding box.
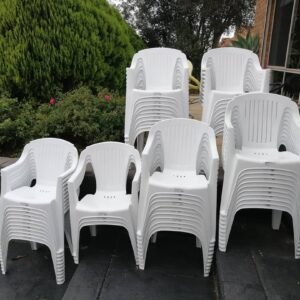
[81,142,139,192]
[226,93,297,149]
[131,48,187,90]
[26,138,77,186]
[201,48,260,91]
[149,118,214,172]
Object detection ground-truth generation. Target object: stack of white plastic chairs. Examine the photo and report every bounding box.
[219,93,300,258]
[200,48,270,135]
[0,138,78,284]
[68,142,141,265]
[137,118,219,276]
[125,47,189,151]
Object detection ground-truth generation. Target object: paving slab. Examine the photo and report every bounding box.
[99,229,218,300]
[252,250,300,300]
[63,227,115,300]
[216,209,299,300]
[0,241,76,300]
[221,281,265,300]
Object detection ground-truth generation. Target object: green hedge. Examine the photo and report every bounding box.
[0,0,144,101]
[0,87,125,156]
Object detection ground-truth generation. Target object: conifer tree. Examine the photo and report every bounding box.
[0,0,144,101]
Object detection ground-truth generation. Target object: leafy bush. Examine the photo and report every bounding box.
[230,31,260,54]
[0,95,37,154]
[0,0,144,101]
[0,87,125,156]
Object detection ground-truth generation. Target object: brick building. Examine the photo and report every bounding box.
[253,0,299,101]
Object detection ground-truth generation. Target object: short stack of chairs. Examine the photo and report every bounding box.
[136,118,219,276]
[67,142,141,265]
[125,47,189,151]
[219,93,300,258]
[200,47,270,135]
[0,138,78,284]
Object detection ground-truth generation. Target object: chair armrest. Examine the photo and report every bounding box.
[126,68,136,91]
[259,69,271,92]
[209,134,219,180]
[183,66,189,116]
[56,156,78,213]
[140,131,164,199]
[172,60,189,115]
[200,67,213,104]
[138,132,163,233]
[244,61,270,92]
[142,131,164,174]
[1,150,33,196]
[126,62,146,91]
[131,153,141,202]
[197,129,219,181]
[222,114,236,172]
[125,64,146,143]
[278,108,300,155]
[207,141,219,184]
[67,158,87,209]
[130,150,141,226]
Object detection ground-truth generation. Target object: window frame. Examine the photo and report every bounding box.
[267,0,300,75]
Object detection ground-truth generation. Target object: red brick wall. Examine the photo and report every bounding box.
[253,0,268,63]
[253,0,276,67]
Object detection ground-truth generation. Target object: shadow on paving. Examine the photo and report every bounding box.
[0,240,76,300]
[64,226,218,300]
[216,209,300,300]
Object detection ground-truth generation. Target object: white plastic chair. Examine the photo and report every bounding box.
[125,47,189,151]
[0,138,78,284]
[219,93,300,258]
[137,118,219,276]
[68,142,141,265]
[200,48,270,135]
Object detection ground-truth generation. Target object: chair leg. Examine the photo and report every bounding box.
[51,248,65,285]
[196,237,202,248]
[218,212,228,252]
[272,210,282,230]
[0,235,9,275]
[137,231,145,269]
[71,225,80,264]
[30,242,38,250]
[126,223,138,265]
[203,239,215,277]
[0,211,8,275]
[291,215,300,259]
[89,225,97,237]
[137,133,145,153]
[151,233,157,243]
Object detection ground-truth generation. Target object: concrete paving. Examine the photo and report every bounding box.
[216,210,300,300]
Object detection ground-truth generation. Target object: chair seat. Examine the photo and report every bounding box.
[236,148,300,164]
[149,171,208,191]
[211,89,242,97]
[132,88,181,94]
[76,191,132,213]
[4,185,56,204]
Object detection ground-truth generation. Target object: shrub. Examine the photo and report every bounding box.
[0,0,144,101]
[0,95,37,155]
[0,87,125,156]
[230,31,260,54]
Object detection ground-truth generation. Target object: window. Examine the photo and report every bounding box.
[287,0,300,68]
[268,0,300,103]
[269,0,294,66]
